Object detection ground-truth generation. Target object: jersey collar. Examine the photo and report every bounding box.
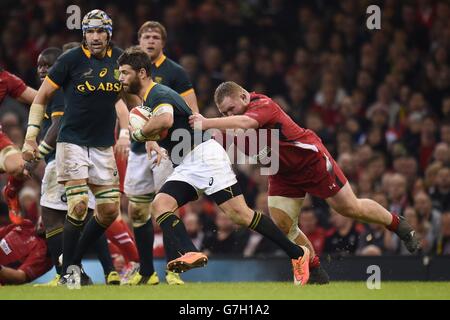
[153,54,166,68]
[82,45,113,59]
[143,81,157,101]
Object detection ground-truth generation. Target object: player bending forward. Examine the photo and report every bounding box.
[189,82,420,275]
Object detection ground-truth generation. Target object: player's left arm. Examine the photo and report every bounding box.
[16,86,38,105]
[131,104,174,142]
[114,99,130,159]
[189,114,259,130]
[0,265,27,284]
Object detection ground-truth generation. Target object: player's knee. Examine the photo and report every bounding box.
[94,188,120,222]
[151,194,176,218]
[129,198,151,228]
[66,184,89,221]
[7,159,24,177]
[97,203,119,225]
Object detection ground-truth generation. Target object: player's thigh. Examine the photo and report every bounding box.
[87,146,119,186]
[268,196,304,234]
[154,180,198,217]
[124,151,157,195]
[325,181,360,216]
[168,139,237,195]
[41,206,66,232]
[56,142,90,183]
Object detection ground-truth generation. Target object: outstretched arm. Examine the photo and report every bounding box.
[189,113,259,131]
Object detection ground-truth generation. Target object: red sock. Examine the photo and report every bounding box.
[106,219,140,263]
[309,255,321,269]
[386,213,400,232]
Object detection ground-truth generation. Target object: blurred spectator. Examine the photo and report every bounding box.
[323,209,364,257]
[387,173,409,216]
[430,166,450,212]
[184,211,206,251]
[414,191,441,251]
[203,212,248,257]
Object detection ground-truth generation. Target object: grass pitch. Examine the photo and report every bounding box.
[1,282,449,300]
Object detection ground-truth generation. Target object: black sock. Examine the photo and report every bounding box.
[62,216,85,273]
[133,220,155,276]
[46,228,63,275]
[249,211,304,259]
[163,232,181,262]
[156,212,197,255]
[93,233,115,275]
[72,215,108,266]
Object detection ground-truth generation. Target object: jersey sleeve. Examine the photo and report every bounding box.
[47,53,71,89]
[244,99,279,127]
[171,66,194,97]
[5,71,27,99]
[18,240,52,281]
[48,89,65,117]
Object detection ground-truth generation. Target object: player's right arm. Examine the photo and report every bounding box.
[22,79,58,161]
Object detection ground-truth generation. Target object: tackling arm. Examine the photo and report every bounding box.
[190,114,259,131]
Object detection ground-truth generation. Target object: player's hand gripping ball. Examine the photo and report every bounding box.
[129,106,168,141]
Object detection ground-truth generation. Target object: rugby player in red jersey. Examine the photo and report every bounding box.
[0,68,37,222]
[190,81,420,283]
[0,202,52,285]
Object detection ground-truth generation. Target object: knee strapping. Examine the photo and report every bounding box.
[94,188,121,205]
[65,184,89,221]
[287,224,301,242]
[128,194,153,227]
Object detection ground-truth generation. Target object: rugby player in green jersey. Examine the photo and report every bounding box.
[123,21,198,286]
[22,10,129,285]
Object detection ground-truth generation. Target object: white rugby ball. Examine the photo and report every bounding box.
[129,106,152,131]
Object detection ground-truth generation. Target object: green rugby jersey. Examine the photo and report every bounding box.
[46,45,123,147]
[40,88,65,163]
[131,54,194,154]
[141,82,201,163]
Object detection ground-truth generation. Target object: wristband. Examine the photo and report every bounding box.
[119,128,130,139]
[37,141,55,159]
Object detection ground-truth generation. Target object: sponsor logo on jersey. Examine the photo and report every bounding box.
[154,76,163,83]
[76,81,122,93]
[99,68,108,77]
[0,239,12,255]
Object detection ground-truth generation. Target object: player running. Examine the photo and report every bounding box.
[22,9,127,285]
[188,82,420,270]
[123,21,198,286]
[118,47,311,285]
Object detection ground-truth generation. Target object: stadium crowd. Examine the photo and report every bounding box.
[0,0,449,268]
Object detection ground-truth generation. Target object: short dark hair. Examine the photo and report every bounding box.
[40,47,62,64]
[138,21,167,43]
[117,46,152,76]
[62,42,80,52]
